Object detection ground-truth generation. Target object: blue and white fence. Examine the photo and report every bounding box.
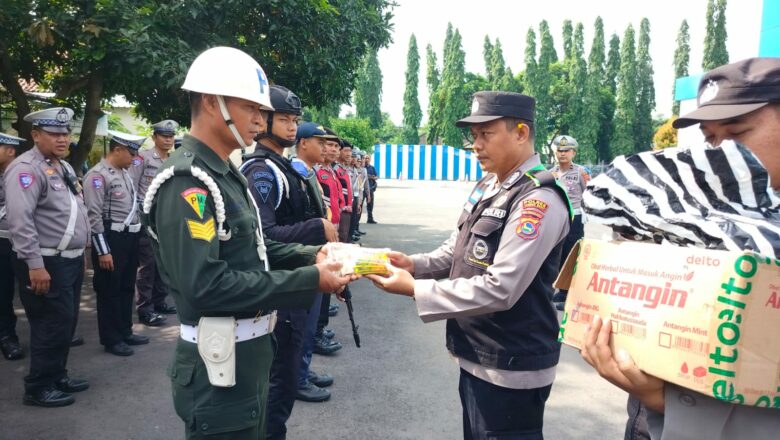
[372,144,484,181]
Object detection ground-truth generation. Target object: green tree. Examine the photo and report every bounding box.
[303,101,342,127]
[378,113,403,144]
[490,39,508,90]
[439,29,469,146]
[0,0,394,170]
[672,20,690,116]
[483,36,495,86]
[562,20,574,60]
[355,50,383,130]
[703,0,729,69]
[635,18,656,152]
[567,23,597,162]
[612,24,638,157]
[605,33,621,94]
[535,20,558,159]
[402,34,422,144]
[523,27,538,96]
[425,43,442,143]
[330,117,376,151]
[583,17,611,162]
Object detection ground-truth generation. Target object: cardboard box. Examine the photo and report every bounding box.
[556,239,780,408]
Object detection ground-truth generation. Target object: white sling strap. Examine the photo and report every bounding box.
[121,169,138,227]
[56,190,78,251]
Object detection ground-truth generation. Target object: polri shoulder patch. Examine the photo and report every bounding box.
[91,176,104,189]
[181,187,208,219]
[18,173,34,189]
[187,217,216,242]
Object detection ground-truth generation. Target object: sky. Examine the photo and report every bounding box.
[368,0,764,126]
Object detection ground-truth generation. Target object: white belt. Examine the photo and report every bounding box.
[180,313,278,343]
[110,223,142,233]
[0,230,9,239]
[40,248,84,258]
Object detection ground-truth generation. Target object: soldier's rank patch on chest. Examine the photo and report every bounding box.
[187,217,216,242]
[18,173,34,189]
[181,187,208,219]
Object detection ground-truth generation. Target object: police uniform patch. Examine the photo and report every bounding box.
[132,158,142,167]
[252,171,274,181]
[472,239,489,260]
[92,176,104,189]
[522,199,548,212]
[254,180,272,204]
[112,191,125,199]
[18,173,34,189]
[51,182,65,191]
[492,194,508,207]
[482,207,507,219]
[181,187,208,219]
[187,217,216,242]
[45,168,56,176]
[516,216,541,240]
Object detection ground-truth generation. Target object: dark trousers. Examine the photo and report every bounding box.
[12,253,83,392]
[348,198,360,236]
[266,309,307,440]
[92,230,139,346]
[298,293,323,387]
[337,212,351,243]
[0,238,18,340]
[624,396,651,440]
[316,289,331,336]
[367,188,375,221]
[557,214,584,293]
[136,232,167,315]
[459,369,551,440]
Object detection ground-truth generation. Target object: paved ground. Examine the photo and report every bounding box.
[0,179,628,440]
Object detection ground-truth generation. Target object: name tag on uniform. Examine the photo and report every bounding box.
[482,207,507,219]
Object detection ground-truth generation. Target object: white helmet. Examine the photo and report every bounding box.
[182,46,273,110]
[182,46,274,150]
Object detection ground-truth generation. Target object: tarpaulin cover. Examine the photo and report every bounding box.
[583,141,780,257]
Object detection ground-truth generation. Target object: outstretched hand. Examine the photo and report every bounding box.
[365,264,415,297]
[580,315,665,413]
[386,251,414,274]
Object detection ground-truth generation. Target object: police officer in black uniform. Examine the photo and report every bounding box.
[240,86,339,438]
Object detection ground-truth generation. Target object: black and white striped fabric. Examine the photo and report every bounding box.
[583,141,780,257]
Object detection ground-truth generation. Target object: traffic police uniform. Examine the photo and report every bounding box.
[4,107,91,406]
[131,119,180,325]
[84,131,148,356]
[408,92,572,439]
[240,98,331,435]
[143,46,326,440]
[549,135,589,309]
[0,132,25,361]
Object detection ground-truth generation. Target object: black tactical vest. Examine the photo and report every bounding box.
[446,165,571,371]
[244,148,318,225]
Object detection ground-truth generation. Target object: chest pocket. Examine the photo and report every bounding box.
[49,175,66,191]
[225,207,257,238]
[464,216,504,271]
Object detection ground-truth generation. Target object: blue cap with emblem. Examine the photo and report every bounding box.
[296,122,329,141]
[0,132,25,147]
[24,107,75,134]
[108,130,146,152]
[152,119,179,135]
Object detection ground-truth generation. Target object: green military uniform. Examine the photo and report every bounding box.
[142,135,321,439]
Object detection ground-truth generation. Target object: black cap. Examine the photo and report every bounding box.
[456,91,535,127]
[674,57,780,129]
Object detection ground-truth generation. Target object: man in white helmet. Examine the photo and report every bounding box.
[141,46,351,439]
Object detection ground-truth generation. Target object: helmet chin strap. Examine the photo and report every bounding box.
[217,95,252,151]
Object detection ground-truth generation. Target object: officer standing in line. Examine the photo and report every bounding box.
[142,47,350,439]
[131,119,180,327]
[84,131,150,357]
[5,107,91,407]
[239,86,339,435]
[369,92,572,439]
[365,154,378,224]
[0,132,25,361]
[549,135,589,311]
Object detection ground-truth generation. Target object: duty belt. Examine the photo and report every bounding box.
[180,312,278,343]
[109,223,142,233]
[40,248,85,258]
[0,229,9,239]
